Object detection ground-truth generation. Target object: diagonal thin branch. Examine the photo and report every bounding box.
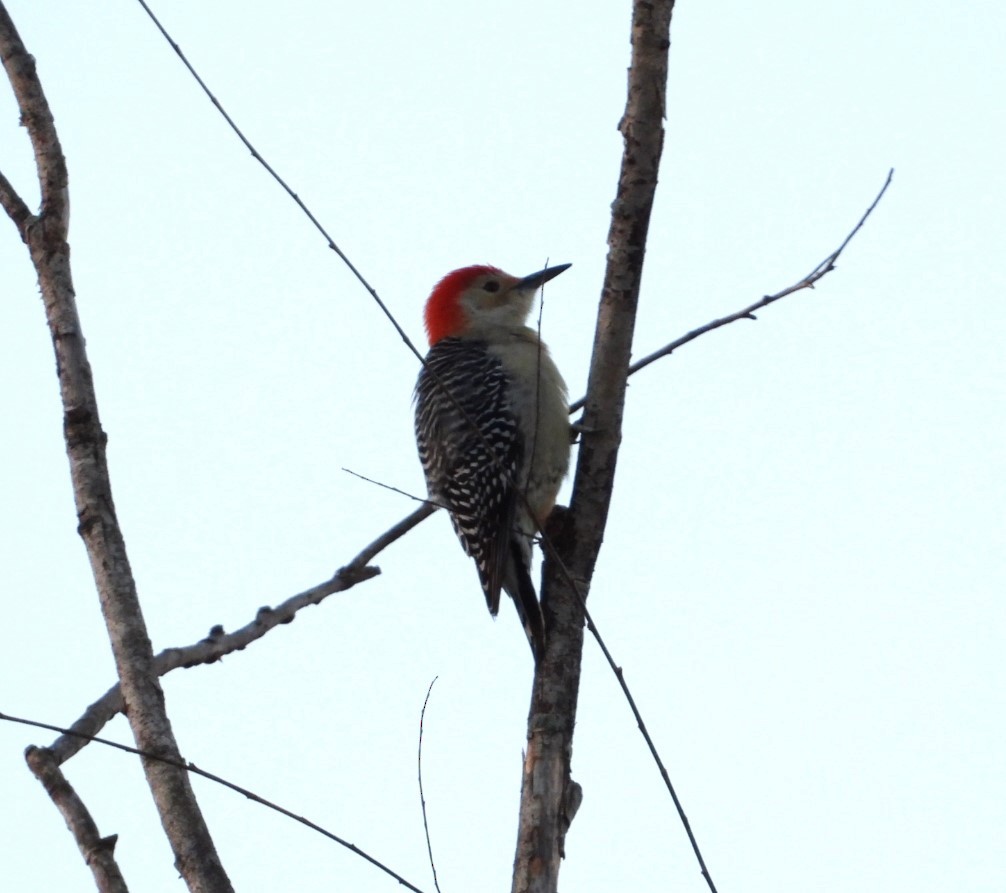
[4,713,429,893]
[49,505,433,764]
[131,0,564,595]
[132,0,425,366]
[569,167,894,413]
[342,468,447,510]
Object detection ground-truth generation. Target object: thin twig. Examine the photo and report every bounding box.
[568,168,895,412]
[417,678,442,893]
[3,711,429,893]
[342,468,446,510]
[524,257,551,509]
[580,600,715,889]
[132,0,426,366]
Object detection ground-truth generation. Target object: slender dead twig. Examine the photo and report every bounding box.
[417,678,442,893]
[342,468,447,510]
[567,168,895,413]
[2,712,429,893]
[132,0,425,367]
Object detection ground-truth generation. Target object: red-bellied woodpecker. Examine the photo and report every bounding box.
[414,263,571,661]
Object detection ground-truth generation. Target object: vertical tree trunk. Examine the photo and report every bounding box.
[511,1,676,891]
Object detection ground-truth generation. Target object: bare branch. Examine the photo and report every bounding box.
[512,2,683,892]
[343,468,447,510]
[48,504,433,764]
[600,168,895,394]
[24,746,129,893]
[0,6,231,890]
[48,570,375,763]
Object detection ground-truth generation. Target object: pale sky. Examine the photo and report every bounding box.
[1,1,1003,891]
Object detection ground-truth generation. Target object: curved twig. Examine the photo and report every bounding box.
[417,678,442,893]
[133,0,425,367]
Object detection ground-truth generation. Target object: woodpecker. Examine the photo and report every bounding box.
[414,263,571,661]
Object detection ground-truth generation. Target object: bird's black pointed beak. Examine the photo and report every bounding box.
[517,263,571,291]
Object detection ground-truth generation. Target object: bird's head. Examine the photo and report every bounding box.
[423,263,571,345]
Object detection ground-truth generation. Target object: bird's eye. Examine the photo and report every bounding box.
[482,280,500,293]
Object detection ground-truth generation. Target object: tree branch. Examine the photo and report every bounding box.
[602,167,895,395]
[24,747,130,893]
[0,6,231,891]
[511,2,677,892]
[48,505,433,765]
[417,678,442,893]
